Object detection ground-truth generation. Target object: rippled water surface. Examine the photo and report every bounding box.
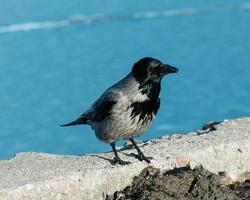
[0,0,249,159]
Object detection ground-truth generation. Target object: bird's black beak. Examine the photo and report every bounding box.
[160,63,179,74]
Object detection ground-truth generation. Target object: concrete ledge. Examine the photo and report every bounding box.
[0,118,250,200]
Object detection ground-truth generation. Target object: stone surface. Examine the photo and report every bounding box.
[0,118,249,200]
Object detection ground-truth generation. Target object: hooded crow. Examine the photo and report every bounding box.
[62,57,178,165]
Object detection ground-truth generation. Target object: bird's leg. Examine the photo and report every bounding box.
[129,138,152,163]
[110,142,131,165]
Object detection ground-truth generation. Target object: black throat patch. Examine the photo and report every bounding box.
[130,80,161,122]
[130,98,160,123]
[139,80,161,100]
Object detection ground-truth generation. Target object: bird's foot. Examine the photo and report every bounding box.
[112,157,131,165]
[130,153,153,163]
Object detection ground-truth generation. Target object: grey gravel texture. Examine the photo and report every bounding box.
[0,118,249,200]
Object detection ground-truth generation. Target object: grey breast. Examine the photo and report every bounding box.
[89,74,154,143]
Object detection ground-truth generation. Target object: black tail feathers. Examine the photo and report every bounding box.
[61,115,88,127]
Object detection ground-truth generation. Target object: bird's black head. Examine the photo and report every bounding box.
[132,57,178,83]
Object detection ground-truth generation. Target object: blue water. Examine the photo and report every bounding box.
[0,0,249,159]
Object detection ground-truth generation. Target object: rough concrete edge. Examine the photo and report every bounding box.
[0,117,250,200]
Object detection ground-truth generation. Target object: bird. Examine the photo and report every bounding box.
[61,57,178,165]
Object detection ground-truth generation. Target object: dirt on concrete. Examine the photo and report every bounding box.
[106,166,250,200]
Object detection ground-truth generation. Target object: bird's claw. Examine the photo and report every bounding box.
[112,157,131,165]
[130,153,152,163]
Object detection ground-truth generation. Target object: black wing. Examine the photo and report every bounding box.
[90,100,116,121]
[86,89,119,122]
[61,90,118,126]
